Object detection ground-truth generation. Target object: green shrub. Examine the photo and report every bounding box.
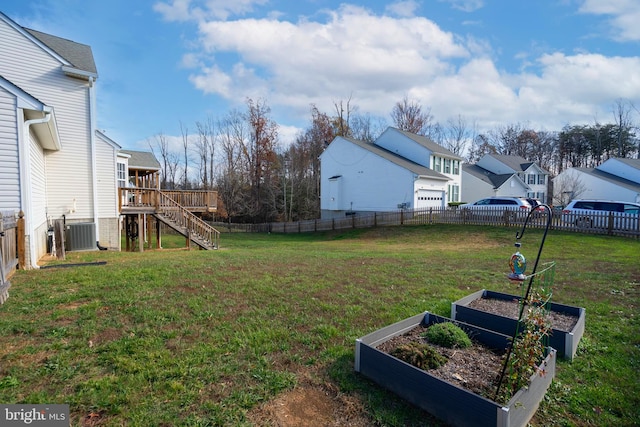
[423,322,472,349]
[390,342,447,370]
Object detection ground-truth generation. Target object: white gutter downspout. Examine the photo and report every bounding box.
[88,77,100,244]
[22,109,52,269]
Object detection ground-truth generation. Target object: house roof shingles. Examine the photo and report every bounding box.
[24,28,97,75]
[574,167,640,193]
[462,164,514,189]
[120,150,161,170]
[391,127,463,160]
[344,136,450,181]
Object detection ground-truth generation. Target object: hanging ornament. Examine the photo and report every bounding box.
[508,242,527,282]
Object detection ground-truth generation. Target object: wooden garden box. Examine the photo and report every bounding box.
[451,289,585,360]
[355,312,556,427]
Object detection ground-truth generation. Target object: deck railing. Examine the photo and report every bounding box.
[119,188,217,213]
[157,191,220,249]
[118,187,220,249]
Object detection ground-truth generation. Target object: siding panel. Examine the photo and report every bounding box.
[0,18,93,219]
[0,86,19,210]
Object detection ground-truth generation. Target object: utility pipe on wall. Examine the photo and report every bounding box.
[22,109,52,269]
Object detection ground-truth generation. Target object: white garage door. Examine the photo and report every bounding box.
[416,190,444,208]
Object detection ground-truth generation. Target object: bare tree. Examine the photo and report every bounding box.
[217,109,249,221]
[148,132,171,189]
[284,104,335,220]
[553,170,587,207]
[350,112,387,142]
[179,121,190,189]
[612,99,636,158]
[333,95,354,137]
[390,95,434,136]
[442,115,474,156]
[195,117,216,189]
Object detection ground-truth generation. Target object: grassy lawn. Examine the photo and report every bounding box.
[0,225,638,426]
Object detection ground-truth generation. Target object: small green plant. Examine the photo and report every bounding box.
[391,342,447,370]
[497,291,552,404]
[422,322,472,349]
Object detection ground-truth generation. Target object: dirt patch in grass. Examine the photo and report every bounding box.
[247,368,372,427]
[90,327,123,346]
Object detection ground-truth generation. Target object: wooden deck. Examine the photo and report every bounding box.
[119,188,220,251]
[119,188,217,214]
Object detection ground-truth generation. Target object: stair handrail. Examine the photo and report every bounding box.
[157,190,220,249]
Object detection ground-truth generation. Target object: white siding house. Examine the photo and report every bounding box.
[319,128,461,219]
[462,154,549,203]
[552,158,640,206]
[0,12,120,267]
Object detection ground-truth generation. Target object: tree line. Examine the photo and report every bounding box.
[147,96,639,223]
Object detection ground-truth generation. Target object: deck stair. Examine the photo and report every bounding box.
[155,190,219,250]
[119,187,220,250]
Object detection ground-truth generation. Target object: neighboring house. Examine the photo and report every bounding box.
[319,127,463,219]
[552,158,640,206]
[0,12,120,268]
[462,154,549,203]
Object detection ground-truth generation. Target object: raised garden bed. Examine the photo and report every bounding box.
[451,289,585,360]
[355,312,556,427]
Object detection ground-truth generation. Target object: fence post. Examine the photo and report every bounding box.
[607,212,614,235]
[400,210,404,225]
[17,211,25,269]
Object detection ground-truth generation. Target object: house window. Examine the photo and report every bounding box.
[433,156,441,172]
[537,174,546,185]
[448,185,459,203]
[452,160,459,175]
[537,192,545,200]
[527,174,536,184]
[117,162,127,188]
[444,159,451,174]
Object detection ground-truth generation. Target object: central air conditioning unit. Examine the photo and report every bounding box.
[65,222,96,251]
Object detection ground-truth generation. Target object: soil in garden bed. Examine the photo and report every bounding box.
[468,297,579,331]
[377,325,504,400]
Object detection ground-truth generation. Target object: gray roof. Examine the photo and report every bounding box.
[485,154,541,173]
[25,28,97,75]
[389,127,464,160]
[573,167,640,193]
[120,150,161,170]
[344,136,450,181]
[612,158,640,169]
[462,164,513,188]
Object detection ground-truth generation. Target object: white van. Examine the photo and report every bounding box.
[561,200,640,229]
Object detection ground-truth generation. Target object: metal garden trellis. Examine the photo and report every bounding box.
[494,204,555,400]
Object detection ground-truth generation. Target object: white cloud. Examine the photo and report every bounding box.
[438,0,484,13]
[191,4,468,117]
[154,0,269,22]
[578,0,640,41]
[163,1,640,136]
[385,0,420,18]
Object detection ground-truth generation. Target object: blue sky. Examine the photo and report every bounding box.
[3,0,639,151]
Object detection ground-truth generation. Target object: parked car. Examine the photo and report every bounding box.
[561,199,640,229]
[459,197,533,220]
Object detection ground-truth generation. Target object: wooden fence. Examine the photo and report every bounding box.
[0,211,19,304]
[229,207,640,238]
